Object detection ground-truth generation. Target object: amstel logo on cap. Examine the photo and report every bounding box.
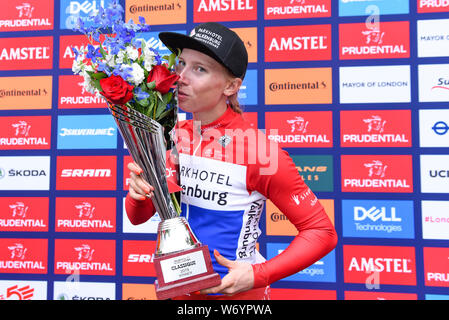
[340,110,412,147]
[126,0,186,25]
[339,21,410,60]
[0,76,52,110]
[341,155,413,193]
[55,197,116,233]
[122,240,156,277]
[54,239,115,276]
[58,75,105,108]
[418,0,449,13]
[265,68,332,105]
[56,156,117,190]
[265,24,331,62]
[0,116,51,150]
[0,36,52,70]
[265,0,331,20]
[423,247,449,287]
[193,0,257,22]
[265,111,333,148]
[0,0,53,32]
[343,245,416,286]
[0,197,48,232]
[0,238,47,274]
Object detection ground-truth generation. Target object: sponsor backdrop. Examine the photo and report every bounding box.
[0,0,448,300]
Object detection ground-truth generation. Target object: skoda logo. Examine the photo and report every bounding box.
[0,167,5,180]
[432,121,449,135]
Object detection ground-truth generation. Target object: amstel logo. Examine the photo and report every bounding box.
[344,245,416,286]
[265,24,331,62]
[193,0,257,22]
[0,36,53,70]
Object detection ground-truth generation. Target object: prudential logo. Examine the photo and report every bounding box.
[342,200,414,239]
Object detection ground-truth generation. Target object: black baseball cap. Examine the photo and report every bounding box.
[159,22,248,80]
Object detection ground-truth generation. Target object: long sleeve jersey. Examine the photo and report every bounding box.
[125,106,338,290]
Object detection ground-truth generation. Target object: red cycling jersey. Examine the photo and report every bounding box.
[125,106,337,299]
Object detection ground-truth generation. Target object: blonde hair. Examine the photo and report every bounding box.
[227,92,243,114]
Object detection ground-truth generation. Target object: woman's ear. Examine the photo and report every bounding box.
[223,77,242,97]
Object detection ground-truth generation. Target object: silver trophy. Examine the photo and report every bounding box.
[107,101,221,299]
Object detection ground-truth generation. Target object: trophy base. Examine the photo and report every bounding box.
[154,244,221,300]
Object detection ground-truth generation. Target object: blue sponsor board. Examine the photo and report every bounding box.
[426,294,449,300]
[266,243,336,283]
[339,0,409,17]
[238,69,257,106]
[60,0,114,30]
[342,199,414,239]
[135,30,187,58]
[57,115,117,149]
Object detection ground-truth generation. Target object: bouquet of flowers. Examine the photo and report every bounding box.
[71,0,179,146]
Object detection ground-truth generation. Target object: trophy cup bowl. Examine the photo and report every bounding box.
[107,103,221,299]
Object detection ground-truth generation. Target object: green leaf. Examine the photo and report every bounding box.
[92,79,103,92]
[91,72,108,80]
[162,92,173,105]
[147,81,156,90]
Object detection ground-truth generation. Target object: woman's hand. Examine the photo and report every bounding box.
[200,250,254,296]
[127,162,154,201]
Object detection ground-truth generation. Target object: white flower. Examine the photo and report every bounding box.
[71,51,86,74]
[105,53,116,68]
[128,62,145,86]
[126,46,139,61]
[81,70,97,95]
[116,51,125,64]
[143,45,155,71]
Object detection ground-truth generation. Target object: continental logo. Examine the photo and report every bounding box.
[231,27,257,63]
[265,68,332,105]
[266,199,334,236]
[0,76,52,110]
[122,283,157,300]
[126,0,186,25]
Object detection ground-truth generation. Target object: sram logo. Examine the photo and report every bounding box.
[122,241,156,277]
[56,156,116,190]
[61,169,111,177]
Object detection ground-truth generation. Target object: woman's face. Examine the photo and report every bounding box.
[175,48,232,117]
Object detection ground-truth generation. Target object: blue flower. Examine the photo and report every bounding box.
[86,44,102,63]
[134,86,150,101]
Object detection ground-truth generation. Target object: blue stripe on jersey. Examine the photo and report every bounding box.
[181,202,244,279]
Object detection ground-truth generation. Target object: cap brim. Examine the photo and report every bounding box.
[159,32,229,73]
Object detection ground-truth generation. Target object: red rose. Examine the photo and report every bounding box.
[99,75,134,105]
[147,65,179,95]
